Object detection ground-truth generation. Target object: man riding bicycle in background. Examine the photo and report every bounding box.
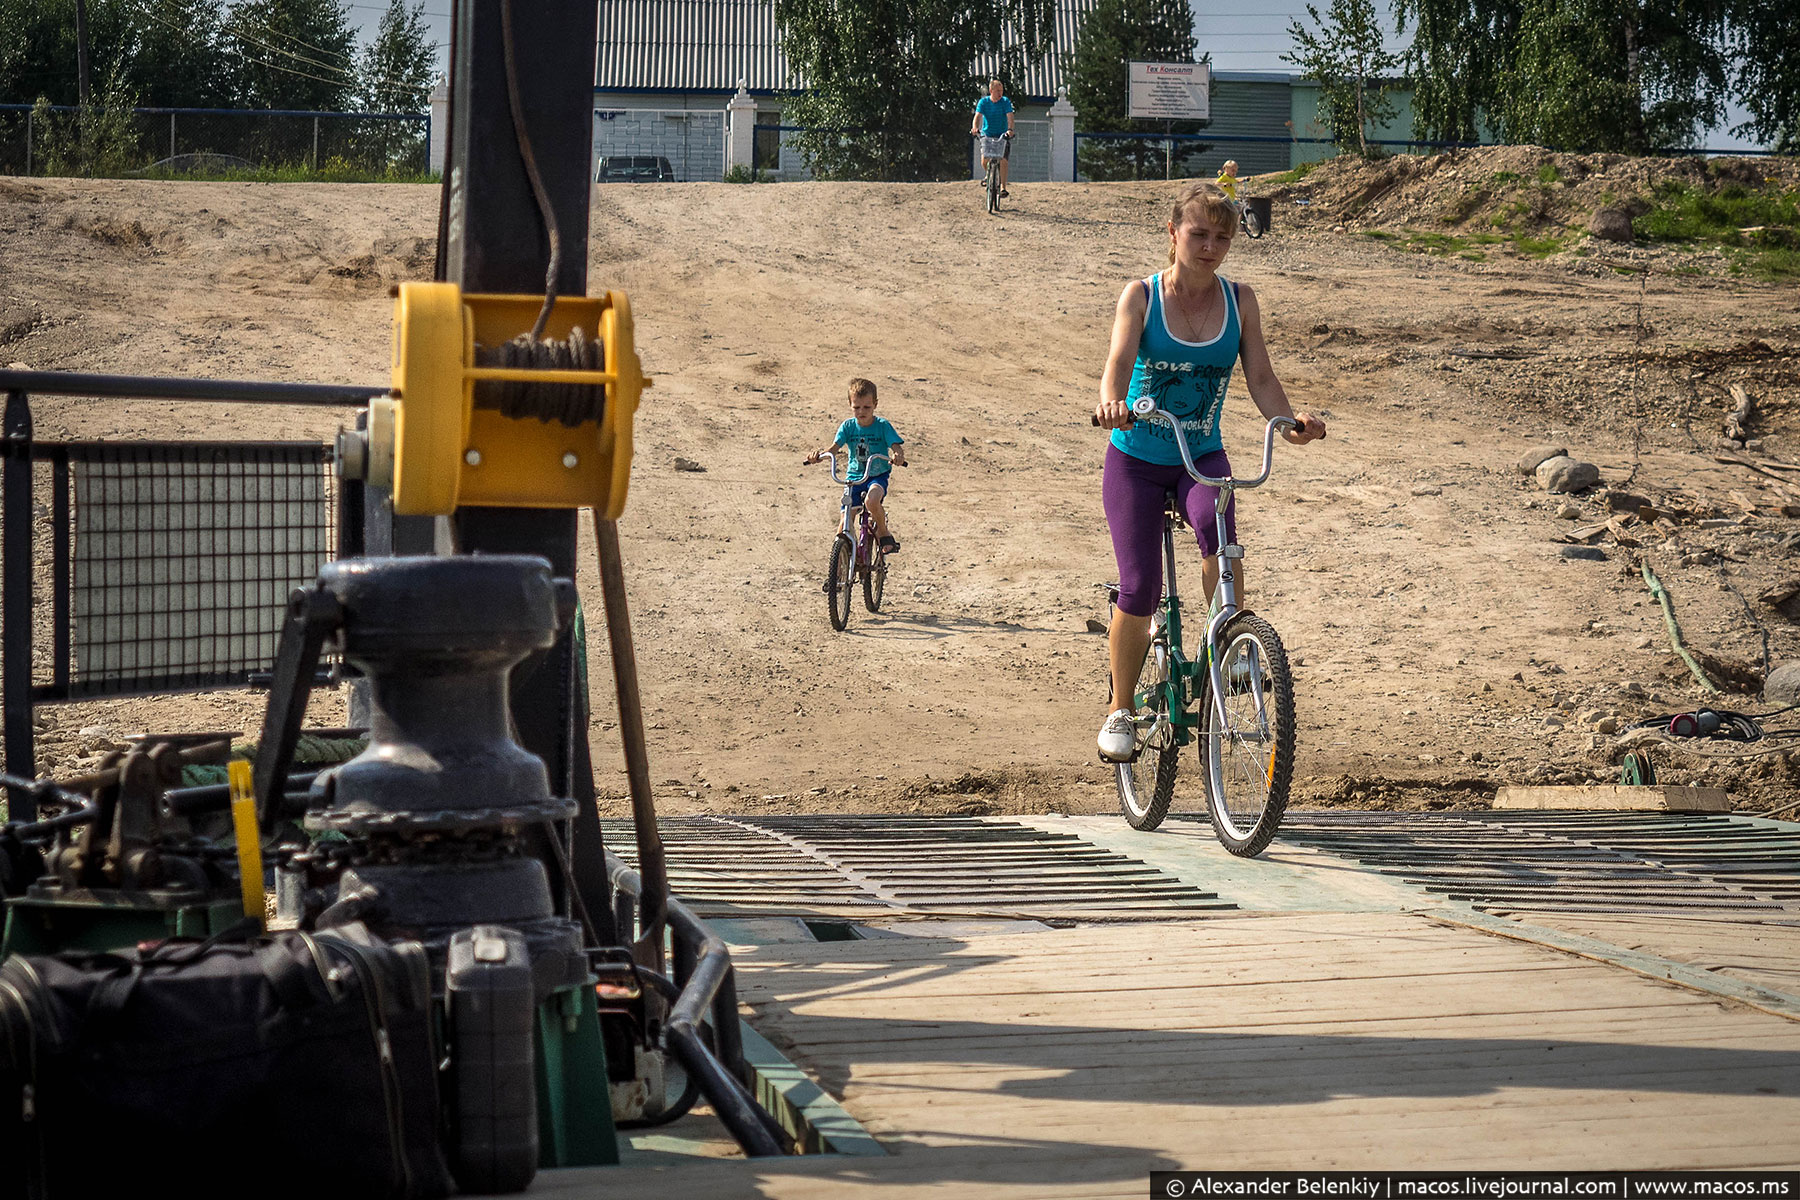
[972,77,1015,198]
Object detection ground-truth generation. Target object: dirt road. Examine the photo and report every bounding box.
[3,151,1796,818]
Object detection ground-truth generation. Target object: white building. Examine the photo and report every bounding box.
[590,0,1328,182]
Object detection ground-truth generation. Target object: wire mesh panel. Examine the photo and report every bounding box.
[591,108,726,182]
[0,105,428,177]
[63,442,333,697]
[967,120,1051,183]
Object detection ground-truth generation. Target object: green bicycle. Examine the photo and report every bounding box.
[1106,402,1298,856]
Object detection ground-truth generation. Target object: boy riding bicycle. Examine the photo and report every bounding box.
[805,377,906,554]
[971,78,1015,197]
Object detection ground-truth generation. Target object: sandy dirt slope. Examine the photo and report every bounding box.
[1,155,1796,819]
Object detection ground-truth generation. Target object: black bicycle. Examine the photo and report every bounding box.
[980,131,1013,215]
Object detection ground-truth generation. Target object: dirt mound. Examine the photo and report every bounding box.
[64,213,186,255]
[1259,145,1800,240]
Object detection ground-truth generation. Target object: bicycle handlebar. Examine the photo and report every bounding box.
[1092,401,1295,489]
[807,450,895,485]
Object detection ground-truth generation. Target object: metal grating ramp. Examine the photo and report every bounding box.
[1269,811,1800,915]
[603,815,1233,917]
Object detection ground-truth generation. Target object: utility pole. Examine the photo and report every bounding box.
[74,0,92,107]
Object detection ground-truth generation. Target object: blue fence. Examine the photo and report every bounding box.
[0,104,430,177]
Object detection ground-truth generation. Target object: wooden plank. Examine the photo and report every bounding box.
[1493,785,1731,812]
[561,911,1800,1197]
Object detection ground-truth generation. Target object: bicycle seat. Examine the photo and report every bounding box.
[1162,490,1187,529]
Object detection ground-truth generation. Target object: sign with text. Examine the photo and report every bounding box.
[1127,61,1211,121]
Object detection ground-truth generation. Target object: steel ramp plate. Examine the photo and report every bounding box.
[1266,810,1800,916]
[601,816,1234,918]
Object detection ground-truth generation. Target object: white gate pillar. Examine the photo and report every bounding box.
[726,80,757,176]
[1049,89,1076,182]
[428,76,449,174]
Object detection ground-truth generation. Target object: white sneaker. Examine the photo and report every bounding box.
[1097,710,1138,762]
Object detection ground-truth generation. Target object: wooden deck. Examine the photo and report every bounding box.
[545,907,1800,1197]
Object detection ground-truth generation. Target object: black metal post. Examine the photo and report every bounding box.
[443,0,610,931]
[3,391,36,821]
[49,455,68,695]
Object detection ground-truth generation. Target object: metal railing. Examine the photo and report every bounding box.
[0,369,378,800]
[606,850,790,1157]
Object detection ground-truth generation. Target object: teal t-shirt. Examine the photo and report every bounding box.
[975,96,1014,137]
[835,417,903,483]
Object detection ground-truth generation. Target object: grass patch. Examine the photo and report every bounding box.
[133,160,436,184]
[1489,171,1521,185]
[1513,232,1567,258]
[1634,180,1800,279]
[1536,164,1559,184]
[1372,225,1563,261]
[1265,160,1319,186]
[1636,180,1800,239]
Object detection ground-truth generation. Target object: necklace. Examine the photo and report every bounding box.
[1164,275,1217,342]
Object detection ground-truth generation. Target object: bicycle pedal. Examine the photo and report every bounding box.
[1135,712,1173,751]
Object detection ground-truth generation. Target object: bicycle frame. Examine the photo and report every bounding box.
[1129,405,1294,739]
[813,449,893,570]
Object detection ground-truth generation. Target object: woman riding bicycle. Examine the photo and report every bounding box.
[1092,180,1326,763]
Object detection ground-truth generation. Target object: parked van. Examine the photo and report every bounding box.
[595,155,676,182]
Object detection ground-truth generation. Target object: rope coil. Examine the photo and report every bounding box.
[472,329,607,427]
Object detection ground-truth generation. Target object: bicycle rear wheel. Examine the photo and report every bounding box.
[826,534,855,631]
[1113,621,1179,831]
[863,542,887,612]
[1201,613,1294,856]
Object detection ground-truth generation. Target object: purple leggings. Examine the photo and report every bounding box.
[1103,443,1237,617]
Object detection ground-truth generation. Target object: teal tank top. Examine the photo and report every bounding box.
[1110,272,1241,467]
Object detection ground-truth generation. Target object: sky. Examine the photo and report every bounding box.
[343,0,1763,152]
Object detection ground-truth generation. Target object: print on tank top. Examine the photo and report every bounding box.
[1112,273,1241,467]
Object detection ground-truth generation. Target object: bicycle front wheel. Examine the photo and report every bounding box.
[826,534,855,631]
[1201,613,1295,856]
[863,543,887,612]
[1243,208,1263,239]
[1114,627,1179,831]
[986,164,1000,214]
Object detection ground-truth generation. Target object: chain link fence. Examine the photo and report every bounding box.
[591,108,726,182]
[0,105,429,178]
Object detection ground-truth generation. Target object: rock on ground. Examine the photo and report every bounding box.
[1536,455,1601,492]
[1588,207,1635,243]
[1766,662,1800,706]
[1518,445,1568,475]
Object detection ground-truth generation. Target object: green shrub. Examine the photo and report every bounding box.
[30,82,146,177]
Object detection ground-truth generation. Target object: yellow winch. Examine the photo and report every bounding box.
[345,281,646,519]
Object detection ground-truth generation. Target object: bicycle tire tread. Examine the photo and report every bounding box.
[1204,613,1295,856]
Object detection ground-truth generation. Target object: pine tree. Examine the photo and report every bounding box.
[224,0,358,111]
[1282,0,1403,157]
[132,0,235,108]
[355,0,434,171]
[1064,0,1206,181]
[774,0,1056,181]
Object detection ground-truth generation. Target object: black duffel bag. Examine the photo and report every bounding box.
[0,921,452,1199]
